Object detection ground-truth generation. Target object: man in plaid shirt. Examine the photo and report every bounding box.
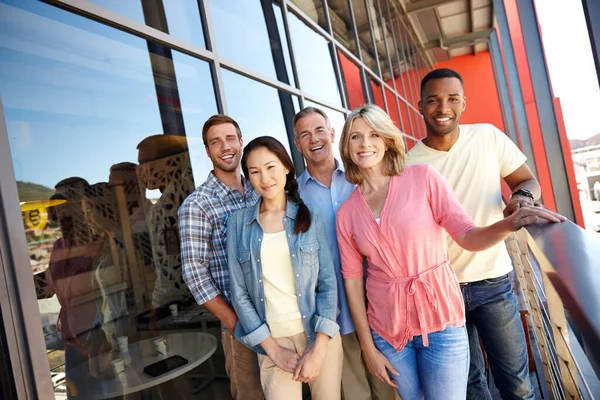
[178,115,262,399]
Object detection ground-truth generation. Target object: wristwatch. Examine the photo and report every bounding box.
[511,188,535,201]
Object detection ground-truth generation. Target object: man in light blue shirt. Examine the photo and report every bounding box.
[294,107,396,400]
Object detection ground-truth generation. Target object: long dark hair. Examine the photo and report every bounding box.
[241,136,311,234]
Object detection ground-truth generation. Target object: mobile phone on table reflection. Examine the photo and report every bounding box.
[143,355,188,377]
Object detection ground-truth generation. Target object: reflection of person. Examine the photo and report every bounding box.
[293,107,395,400]
[178,115,263,400]
[228,136,342,400]
[406,68,564,399]
[336,105,564,399]
[136,134,195,307]
[82,182,129,343]
[45,177,103,399]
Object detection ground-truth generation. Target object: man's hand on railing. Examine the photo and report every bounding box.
[503,197,567,220]
[503,205,567,231]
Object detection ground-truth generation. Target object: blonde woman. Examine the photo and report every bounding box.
[335,104,563,399]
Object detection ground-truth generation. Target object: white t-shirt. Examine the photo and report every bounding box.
[261,231,304,338]
[406,124,527,282]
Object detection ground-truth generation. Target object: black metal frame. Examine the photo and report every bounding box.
[516,0,576,222]
[492,0,538,179]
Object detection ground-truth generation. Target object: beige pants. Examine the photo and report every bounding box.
[341,332,400,400]
[222,329,264,400]
[257,332,343,400]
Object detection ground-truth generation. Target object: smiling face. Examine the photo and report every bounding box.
[245,146,290,202]
[293,112,335,167]
[348,117,387,173]
[205,123,243,173]
[419,77,466,137]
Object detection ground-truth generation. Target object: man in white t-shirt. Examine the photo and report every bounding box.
[406,68,541,400]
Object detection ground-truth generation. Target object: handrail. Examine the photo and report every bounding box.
[503,220,600,399]
[526,221,600,379]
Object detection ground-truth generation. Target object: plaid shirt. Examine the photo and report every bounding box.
[178,171,259,305]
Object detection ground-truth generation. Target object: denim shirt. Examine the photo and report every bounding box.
[227,199,339,355]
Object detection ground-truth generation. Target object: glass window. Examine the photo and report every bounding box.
[352,0,379,74]
[338,49,366,109]
[304,101,346,162]
[288,11,342,107]
[273,2,296,87]
[385,89,402,131]
[1,1,221,398]
[328,1,360,60]
[290,0,328,32]
[399,99,415,136]
[221,69,293,153]
[208,0,291,85]
[396,20,419,107]
[368,0,395,83]
[89,0,206,48]
[368,77,386,111]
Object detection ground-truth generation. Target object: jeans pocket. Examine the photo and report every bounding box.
[484,274,510,284]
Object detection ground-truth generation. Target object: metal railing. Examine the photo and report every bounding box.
[505,221,600,399]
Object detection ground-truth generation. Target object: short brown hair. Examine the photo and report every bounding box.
[339,104,405,185]
[292,107,331,133]
[202,114,242,146]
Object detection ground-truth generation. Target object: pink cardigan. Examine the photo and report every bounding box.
[336,164,475,350]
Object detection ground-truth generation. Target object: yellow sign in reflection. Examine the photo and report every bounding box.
[20,199,66,231]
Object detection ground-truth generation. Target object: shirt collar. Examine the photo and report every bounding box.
[299,159,345,189]
[246,199,298,225]
[206,171,253,199]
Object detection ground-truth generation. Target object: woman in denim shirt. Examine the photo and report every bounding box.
[227,136,342,400]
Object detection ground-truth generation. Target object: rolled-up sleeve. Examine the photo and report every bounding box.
[313,210,340,338]
[227,213,271,351]
[178,198,220,304]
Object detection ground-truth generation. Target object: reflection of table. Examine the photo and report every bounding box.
[70,332,217,399]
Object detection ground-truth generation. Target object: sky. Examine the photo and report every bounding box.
[536,0,600,141]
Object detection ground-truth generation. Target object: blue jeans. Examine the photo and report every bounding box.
[372,326,469,400]
[462,274,535,400]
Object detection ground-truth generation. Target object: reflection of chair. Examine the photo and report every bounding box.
[136,135,196,307]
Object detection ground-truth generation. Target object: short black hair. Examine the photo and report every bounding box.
[420,68,464,98]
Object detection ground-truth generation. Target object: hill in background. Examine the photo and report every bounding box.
[17,181,55,202]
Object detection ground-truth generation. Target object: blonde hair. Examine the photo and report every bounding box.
[339,104,406,184]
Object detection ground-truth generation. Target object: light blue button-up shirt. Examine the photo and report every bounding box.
[297,160,356,335]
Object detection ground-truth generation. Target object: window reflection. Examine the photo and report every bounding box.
[89,0,206,48]
[338,49,366,109]
[385,89,402,131]
[1,1,218,398]
[352,0,379,74]
[288,11,342,107]
[209,0,292,85]
[398,99,414,136]
[289,0,328,32]
[273,2,297,87]
[368,77,386,110]
[221,69,293,153]
[328,1,360,60]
